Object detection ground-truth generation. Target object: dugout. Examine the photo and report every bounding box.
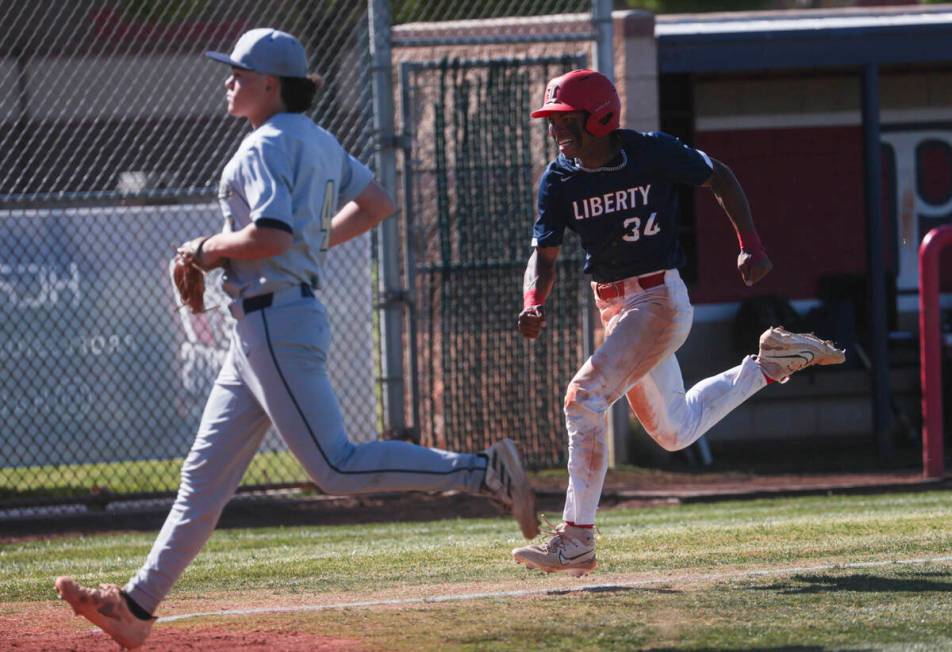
[388,5,952,468]
[651,5,952,464]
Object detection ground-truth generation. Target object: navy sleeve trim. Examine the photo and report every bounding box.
[254,218,293,234]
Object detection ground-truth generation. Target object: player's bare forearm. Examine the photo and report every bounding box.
[328,202,382,248]
[328,180,396,248]
[703,158,772,286]
[705,158,757,240]
[518,246,559,339]
[201,223,293,266]
[523,248,557,306]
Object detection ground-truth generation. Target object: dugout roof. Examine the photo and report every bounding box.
[655,5,952,74]
[653,3,952,459]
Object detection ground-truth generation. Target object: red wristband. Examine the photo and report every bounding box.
[737,230,764,253]
[523,290,544,310]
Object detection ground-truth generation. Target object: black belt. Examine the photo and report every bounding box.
[242,283,314,315]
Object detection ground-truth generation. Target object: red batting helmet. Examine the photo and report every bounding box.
[530,69,620,137]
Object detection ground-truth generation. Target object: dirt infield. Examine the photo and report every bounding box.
[0,608,368,651]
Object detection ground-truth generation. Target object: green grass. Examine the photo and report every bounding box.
[4,489,952,650]
[0,450,309,498]
[245,569,952,651]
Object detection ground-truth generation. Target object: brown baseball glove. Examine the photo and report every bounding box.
[172,236,211,314]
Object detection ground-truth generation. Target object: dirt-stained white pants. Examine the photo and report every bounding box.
[562,269,766,525]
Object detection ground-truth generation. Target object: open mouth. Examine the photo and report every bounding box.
[557,137,578,154]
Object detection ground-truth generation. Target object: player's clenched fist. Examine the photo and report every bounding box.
[518,305,546,339]
[737,247,772,287]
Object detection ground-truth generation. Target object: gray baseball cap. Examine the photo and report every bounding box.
[206,28,308,78]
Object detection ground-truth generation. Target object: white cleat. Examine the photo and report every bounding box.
[55,576,154,650]
[483,438,539,539]
[757,326,846,383]
[512,521,596,577]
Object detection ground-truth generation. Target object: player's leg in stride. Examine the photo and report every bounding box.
[54,577,155,649]
[756,326,846,383]
[512,520,596,577]
[482,438,540,539]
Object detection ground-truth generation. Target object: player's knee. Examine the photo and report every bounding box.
[647,426,685,452]
[307,467,353,495]
[563,382,605,417]
[309,475,341,494]
[310,441,358,494]
[315,467,388,496]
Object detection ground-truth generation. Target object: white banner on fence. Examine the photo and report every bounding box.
[0,203,376,467]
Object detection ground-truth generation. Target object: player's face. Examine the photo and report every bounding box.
[547,112,587,158]
[224,67,275,122]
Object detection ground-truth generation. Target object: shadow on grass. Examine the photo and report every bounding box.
[546,584,682,597]
[750,571,952,594]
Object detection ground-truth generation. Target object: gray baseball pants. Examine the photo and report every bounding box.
[125,292,487,613]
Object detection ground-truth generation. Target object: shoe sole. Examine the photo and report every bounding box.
[513,555,596,578]
[495,439,539,539]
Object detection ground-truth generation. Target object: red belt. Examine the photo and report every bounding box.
[594,271,666,301]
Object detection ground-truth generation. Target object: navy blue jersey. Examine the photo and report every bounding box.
[532,130,714,282]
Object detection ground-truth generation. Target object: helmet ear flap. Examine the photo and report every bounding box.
[585,110,616,137]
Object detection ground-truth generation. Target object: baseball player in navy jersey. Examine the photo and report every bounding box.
[511,70,844,576]
[53,29,537,649]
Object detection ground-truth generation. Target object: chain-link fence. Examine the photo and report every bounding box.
[390,0,598,467]
[400,56,587,468]
[1,0,604,517]
[0,0,377,515]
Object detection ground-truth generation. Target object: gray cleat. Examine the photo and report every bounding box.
[483,438,539,539]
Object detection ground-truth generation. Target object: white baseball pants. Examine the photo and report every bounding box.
[562,269,766,525]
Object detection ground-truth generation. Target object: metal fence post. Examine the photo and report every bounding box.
[593,0,614,81]
[861,63,894,463]
[369,0,406,435]
[592,0,629,468]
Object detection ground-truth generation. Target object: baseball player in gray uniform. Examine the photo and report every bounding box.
[54,29,537,649]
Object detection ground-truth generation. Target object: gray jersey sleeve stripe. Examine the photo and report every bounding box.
[254,217,293,233]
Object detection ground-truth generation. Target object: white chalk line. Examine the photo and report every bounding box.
[159,554,952,624]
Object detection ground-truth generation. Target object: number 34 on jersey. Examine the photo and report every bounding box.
[622,212,660,242]
[570,183,660,243]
